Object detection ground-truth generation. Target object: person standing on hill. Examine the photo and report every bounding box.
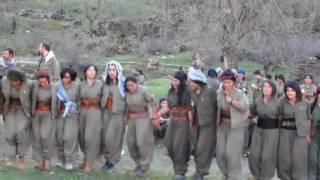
[0,48,16,79]
[36,43,60,83]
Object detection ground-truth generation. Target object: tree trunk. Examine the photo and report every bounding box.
[223,46,237,69]
[11,16,16,34]
[89,20,94,37]
[84,0,102,38]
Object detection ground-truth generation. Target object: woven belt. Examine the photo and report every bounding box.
[281,118,296,130]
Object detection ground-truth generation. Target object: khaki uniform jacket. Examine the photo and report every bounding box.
[38,54,60,82]
[252,79,264,102]
[190,86,218,127]
[125,86,157,116]
[217,88,249,129]
[56,81,80,113]
[1,77,32,117]
[0,64,15,78]
[101,83,125,113]
[31,81,58,119]
[250,96,281,120]
[280,98,310,136]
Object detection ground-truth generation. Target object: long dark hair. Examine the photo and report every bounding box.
[83,64,98,80]
[105,64,118,85]
[275,74,286,83]
[60,67,77,81]
[124,76,138,92]
[221,69,237,82]
[303,74,313,84]
[262,80,277,97]
[159,98,170,118]
[169,71,187,106]
[284,81,302,102]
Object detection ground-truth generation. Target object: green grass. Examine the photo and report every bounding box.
[0,165,172,180]
[98,52,192,66]
[48,20,66,30]
[23,0,49,10]
[152,52,193,66]
[22,0,161,21]
[147,78,170,99]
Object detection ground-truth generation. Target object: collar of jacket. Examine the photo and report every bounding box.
[44,51,55,63]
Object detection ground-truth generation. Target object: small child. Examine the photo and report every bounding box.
[154,98,170,141]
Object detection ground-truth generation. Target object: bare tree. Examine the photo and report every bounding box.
[84,0,103,37]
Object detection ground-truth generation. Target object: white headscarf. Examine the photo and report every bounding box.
[102,60,126,97]
[188,67,207,84]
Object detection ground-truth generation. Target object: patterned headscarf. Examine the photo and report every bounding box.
[102,60,126,97]
[188,67,207,84]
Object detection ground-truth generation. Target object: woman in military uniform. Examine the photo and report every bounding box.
[308,85,320,180]
[31,69,57,171]
[100,61,126,173]
[56,67,79,171]
[247,80,280,180]
[216,69,249,180]
[161,71,192,180]
[124,76,159,178]
[0,69,32,170]
[78,64,103,173]
[277,81,311,180]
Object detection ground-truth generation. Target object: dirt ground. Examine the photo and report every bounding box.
[0,118,280,180]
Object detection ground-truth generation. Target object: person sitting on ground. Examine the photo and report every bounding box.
[154,98,170,141]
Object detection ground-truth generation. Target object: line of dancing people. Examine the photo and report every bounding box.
[1,45,320,180]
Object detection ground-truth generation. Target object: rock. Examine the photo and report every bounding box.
[179,45,188,52]
[72,8,81,14]
[73,19,82,26]
[147,57,160,70]
[86,42,98,51]
[50,10,65,21]
[18,9,34,17]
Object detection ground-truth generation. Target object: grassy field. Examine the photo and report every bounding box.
[96,52,281,99]
[0,165,172,180]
